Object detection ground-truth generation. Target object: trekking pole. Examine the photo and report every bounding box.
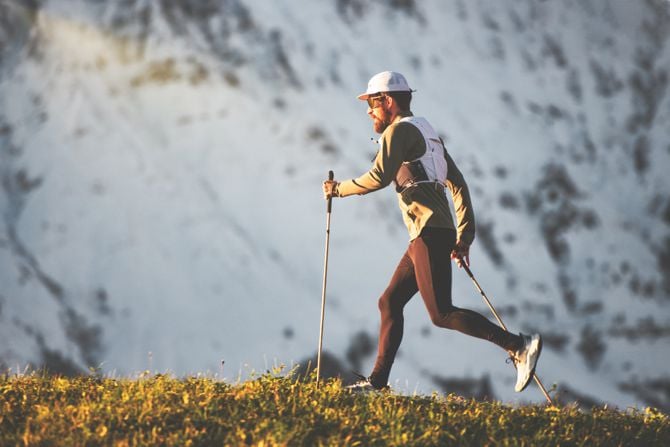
[461,262,554,405]
[316,170,334,387]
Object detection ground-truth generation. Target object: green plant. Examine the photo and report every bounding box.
[1,368,667,446]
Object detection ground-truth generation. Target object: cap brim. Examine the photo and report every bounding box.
[356,89,415,100]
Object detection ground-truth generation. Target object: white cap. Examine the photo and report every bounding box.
[357,71,414,100]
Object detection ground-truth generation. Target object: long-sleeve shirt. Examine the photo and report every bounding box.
[337,111,476,243]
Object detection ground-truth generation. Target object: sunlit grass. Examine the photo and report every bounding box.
[1,368,668,446]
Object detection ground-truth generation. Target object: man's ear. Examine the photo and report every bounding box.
[385,95,399,113]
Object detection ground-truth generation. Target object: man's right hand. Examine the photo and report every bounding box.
[450,240,470,268]
[323,180,338,200]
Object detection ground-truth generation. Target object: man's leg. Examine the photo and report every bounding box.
[368,251,418,388]
[410,228,523,352]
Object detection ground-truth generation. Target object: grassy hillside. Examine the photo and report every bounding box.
[1,370,668,446]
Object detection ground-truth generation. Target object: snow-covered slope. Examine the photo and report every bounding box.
[1,0,669,410]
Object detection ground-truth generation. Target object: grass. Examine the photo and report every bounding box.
[1,368,668,446]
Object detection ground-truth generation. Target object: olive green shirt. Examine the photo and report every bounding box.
[337,112,475,244]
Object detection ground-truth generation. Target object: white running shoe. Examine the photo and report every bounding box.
[346,373,389,393]
[514,333,543,392]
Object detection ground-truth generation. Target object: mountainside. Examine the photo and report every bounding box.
[1,0,669,410]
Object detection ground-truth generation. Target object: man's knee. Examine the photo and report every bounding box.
[378,292,401,316]
[429,312,445,327]
[378,293,391,315]
[429,306,455,328]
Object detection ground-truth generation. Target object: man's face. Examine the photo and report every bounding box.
[367,94,392,134]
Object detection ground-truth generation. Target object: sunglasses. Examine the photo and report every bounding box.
[366,94,386,108]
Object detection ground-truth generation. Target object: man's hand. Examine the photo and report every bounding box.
[450,240,470,268]
[323,179,338,200]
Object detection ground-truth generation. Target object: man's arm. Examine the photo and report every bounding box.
[444,148,475,264]
[335,123,418,197]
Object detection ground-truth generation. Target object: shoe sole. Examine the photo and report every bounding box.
[345,386,388,394]
[517,336,543,392]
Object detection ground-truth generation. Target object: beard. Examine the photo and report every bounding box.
[372,106,392,134]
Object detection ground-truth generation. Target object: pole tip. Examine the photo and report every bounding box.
[328,170,334,181]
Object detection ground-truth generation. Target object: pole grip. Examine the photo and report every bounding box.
[327,170,334,213]
[462,262,474,280]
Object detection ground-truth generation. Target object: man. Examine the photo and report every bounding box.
[322,71,542,393]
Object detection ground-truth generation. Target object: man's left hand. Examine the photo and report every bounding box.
[323,180,338,200]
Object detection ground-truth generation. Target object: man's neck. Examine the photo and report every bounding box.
[392,110,413,122]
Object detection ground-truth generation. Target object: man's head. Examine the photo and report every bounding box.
[358,71,413,134]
